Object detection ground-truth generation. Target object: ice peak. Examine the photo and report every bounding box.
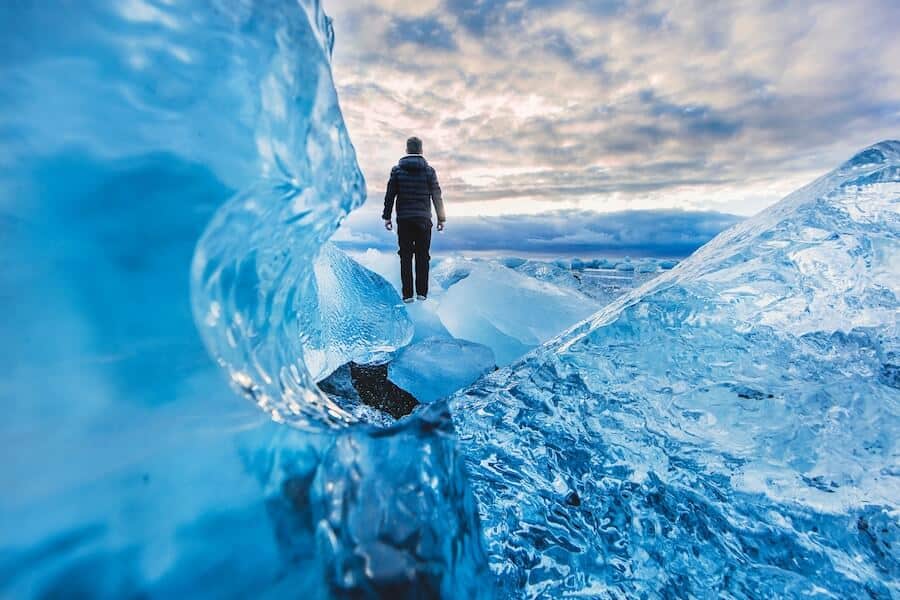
[841,139,900,169]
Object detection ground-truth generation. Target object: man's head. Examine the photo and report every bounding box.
[406,136,423,155]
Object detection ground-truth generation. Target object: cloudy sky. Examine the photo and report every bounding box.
[326,0,900,255]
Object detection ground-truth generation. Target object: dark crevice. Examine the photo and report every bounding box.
[319,361,419,420]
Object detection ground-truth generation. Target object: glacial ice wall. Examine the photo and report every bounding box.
[451,141,900,598]
[1,1,488,596]
[185,5,416,428]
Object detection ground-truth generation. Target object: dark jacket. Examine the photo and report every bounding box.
[382,155,446,223]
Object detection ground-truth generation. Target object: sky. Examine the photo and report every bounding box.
[326,0,900,255]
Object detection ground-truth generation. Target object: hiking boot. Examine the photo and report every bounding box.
[416,294,427,301]
[402,297,415,304]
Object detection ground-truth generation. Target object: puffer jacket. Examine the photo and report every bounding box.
[382,154,446,223]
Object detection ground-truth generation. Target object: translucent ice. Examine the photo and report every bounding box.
[451,141,900,598]
[435,258,599,365]
[510,256,662,303]
[4,0,898,596]
[389,337,496,403]
[0,0,488,596]
[307,244,412,380]
[352,251,602,366]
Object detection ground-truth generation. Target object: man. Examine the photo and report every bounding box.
[382,136,446,302]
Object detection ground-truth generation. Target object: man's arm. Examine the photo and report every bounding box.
[382,168,397,227]
[429,167,446,228]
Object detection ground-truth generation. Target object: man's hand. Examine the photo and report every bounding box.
[384,219,393,231]
[437,222,445,232]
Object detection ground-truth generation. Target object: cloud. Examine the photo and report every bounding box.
[327,0,900,218]
[387,15,457,50]
[334,206,743,257]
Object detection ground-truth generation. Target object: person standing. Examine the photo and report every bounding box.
[382,136,446,302]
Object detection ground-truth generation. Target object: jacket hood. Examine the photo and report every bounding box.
[398,154,427,172]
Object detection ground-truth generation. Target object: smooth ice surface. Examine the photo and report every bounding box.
[389,337,496,404]
[434,258,600,365]
[403,297,455,343]
[451,141,900,598]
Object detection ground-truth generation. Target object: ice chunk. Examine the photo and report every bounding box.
[312,409,492,598]
[658,258,680,269]
[429,257,475,290]
[352,247,403,291]
[404,297,453,343]
[306,243,412,381]
[436,258,599,365]
[635,260,658,273]
[351,252,602,365]
[451,141,900,597]
[0,0,378,594]
[389,337,496,403]
[500,256,527,269]
[193,190,418,428]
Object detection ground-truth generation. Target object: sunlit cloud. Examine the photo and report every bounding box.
[327,0,900,227]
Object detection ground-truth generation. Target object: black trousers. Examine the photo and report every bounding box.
[397,218,432,299]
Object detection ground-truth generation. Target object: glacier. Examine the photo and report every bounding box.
[1,0,898,598]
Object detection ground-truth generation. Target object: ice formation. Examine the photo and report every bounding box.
[352,251,602,367]
[433,258,600,365]
[0,0,487,596]
[389,337,496,404]
[451,141,900,597]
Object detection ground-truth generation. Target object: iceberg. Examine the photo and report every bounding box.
[450,140,900,598]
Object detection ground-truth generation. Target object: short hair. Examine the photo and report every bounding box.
[406,136,423,154]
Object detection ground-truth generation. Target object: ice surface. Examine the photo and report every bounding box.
[308,244,412,380]
[312,406,491,598]
[352,250,604,366]
[511,256,665,303]
[403,299,454,342]
[434,258,600,365]
[389,337,496,403]
[188,100,412,428]
[1,1,488,596]
[451,141,900,597]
